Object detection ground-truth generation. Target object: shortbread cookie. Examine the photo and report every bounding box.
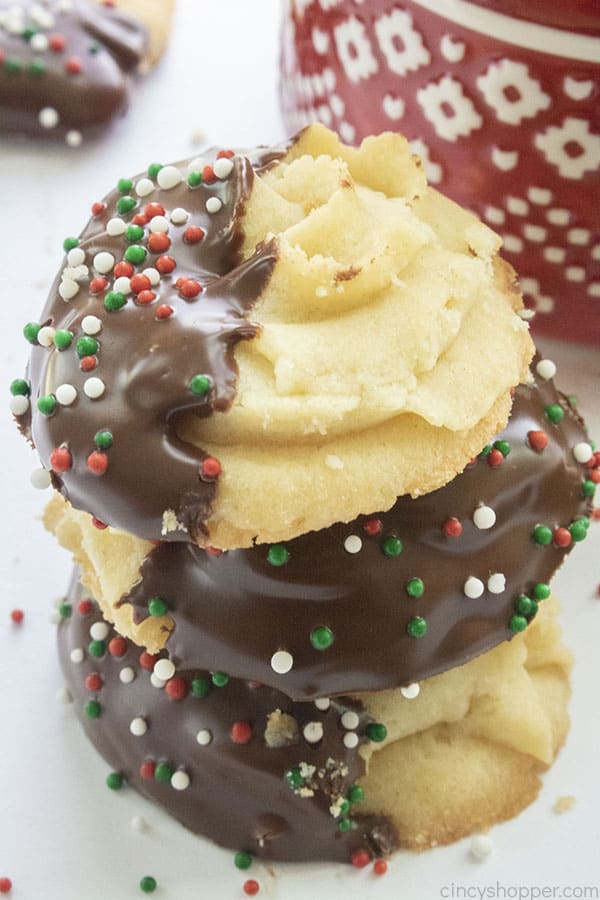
[58,579,571,861]
[110,0,174,68]
[45,363,595,699]
[17,125,533,548]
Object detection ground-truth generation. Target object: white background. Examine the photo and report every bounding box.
[0,1,599,898]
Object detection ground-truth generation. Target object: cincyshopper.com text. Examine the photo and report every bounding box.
[440,885,599,900]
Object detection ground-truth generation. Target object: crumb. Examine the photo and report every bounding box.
[264,710,299,748]
[553,795,576,814]
[161,509,186,535]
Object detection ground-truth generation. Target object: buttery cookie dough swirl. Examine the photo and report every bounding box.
[46,362,597,699]
[18,125,533,548]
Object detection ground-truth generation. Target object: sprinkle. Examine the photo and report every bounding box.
[569,519,588,542]
[382,535,402,557]
[347,784,364,803]
[533,583,551,600]
[156,305,174,320]
[188,171,202,187]
[56,686,72,704]
[157,165,183,190]
[234,852,252,870]
[536,359,556,380]
[373,860,388,876]
[532,524,553,545]
[0,881,11,896]
[196,729,212,745]
[407,616,427,637]
[171,770,190,791]
[66,129,82,148]
[53,330,73,352]
[148,596,168,617]
[59,278,80,301]
[85,699,102,718]
[85,673,102,692]
[178,278,202,298]
[211,671,229,687]
[344,534,362,554]
[487,448,504,467]
[191,677,210,697]
[310,626,334,651]
[573,442,593,464]
[156,255,176,274]
[90,276,108,294]
[84,377,105,399]
[351,850,371,869]
[493,440,511,458]
[130,717,147,736]
[10,609,24,625]
[70,648,84,663]
[140,761,156,779]
[131,816,148,832]
[338,818,352,832]
[528,430,548,451]
[470,834,493,859]
[363,518,383,536]
[509,614,528,633]
[553,527,572,548]
[170,207,189,225]
[37,395,56,416]
[10,396,29,415]
[106,218,126,236]
[90,621,109,641]
[271,650,294,674]
[135,178,155,197]
[406,577,424,597]
[23,322,41,344]
[515,595,537,616]
[37,326,56,347]
[343,732,359,749]
[39,106,59,129]
[91,202,106,217]
[545,403,564,424]
[154,659,175,681]
[139,876,157,894]
[67,248,85,267]
[231,721,253,744]
[184,225,205,244]
[78,599,93,615]
[303,721,324,743]
[267,544,289,566]
[243,881,259,897]
[165,677,188,700]
[93,251,115,273]
[464,576,484,598]
[149,215,169,233]
[120,667,135,684]
[400,682,420,699]
[366,722,387,742]
[76,336,98,358]
[213,156,235,179]
[147,163,163,179]
[143,268,161,286]
[487,573,506,594]
[314,697,330,711]
[189,374,211,396]
[154,763,173,783]
[341,711,360,730]
[150,673,165,688]
[206,197,223,214]
[94,430,113,450]
[201,456,221,478]
[443,517,462,537]
[88,638,106,657]
[124,245,148,265]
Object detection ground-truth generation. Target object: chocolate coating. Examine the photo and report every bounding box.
[0,0,147,138]
[59,576,397,863]
[120,367,595,700]
[21,149,279,541]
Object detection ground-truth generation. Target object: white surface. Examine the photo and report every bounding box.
[0,0,599,897]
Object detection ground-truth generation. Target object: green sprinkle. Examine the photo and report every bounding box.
[147,163,163,179]
[139,876,157,894]
[582,480,596,498]
[532,524,553,545]
[118,178,133,194]
[494,439,511,457]
[88,43,100,54]
[347,784,365,804]
[407,616,427,638]
[29,59,45,77]
[515,595,537,617]
[310,626,334,651]
[88,639,106,658]
[533,583,551,601]
[124,245,147,265]
[4,58,21,74]
[478,444,492,459]
[234,852,252,871]
[23,322,41,344]
[406,577,424,598]
[148,596,169,617]
[189,374,211,396]
[191,677,210,698]
[53,329,73,350]
[63,237,79,252]
[10,379,30,397]
[104,291,127,312]
[382,535,402,557]
[76,336,98,357]
[94,430,113,450]
[267,544,290,566]
[188,171,202,187]
[106,772,123,791]
[337,818,352,833]
[338,799,350,816]
[37,395,56,416]
[569,520,588,542]
[58,602,72,619]
[284,767,304,789]
[509,615,528,633]
[366,722,387,743]
[116,196,137,215]
[545,403,564,424]
[84,699,101,718]
[154,762,173,784]
[125,224,145,243]
[211,671,229,687]
[22,26,36,40]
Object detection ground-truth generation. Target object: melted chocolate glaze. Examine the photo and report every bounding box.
[59,576,397,863]
[120,368,595,700]
[0,0,147,138]
[21,148,280,541]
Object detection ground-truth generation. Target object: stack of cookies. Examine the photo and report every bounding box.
[14,125,596,863]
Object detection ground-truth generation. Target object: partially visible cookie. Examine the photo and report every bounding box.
[107,0,174,69]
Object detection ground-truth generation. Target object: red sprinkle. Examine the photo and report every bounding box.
[488,448,504,467]
[156,304,174,320]
[0,877,12,894]
[49,446,72,473]
[10,609,24,625]
[165,677,188,701]
[156,255,176,274]
[80,355,97,372]
[85,673,103,692]
[91,516,108,530]
[49,33,66,52]
[114,261,134,279]
[593,508,600,521]
[148,233,171,254]
[139,651,159,671]
[206,546,223,556]
[351,850,371,869]
[78,599,93,616]
[201,457,221,479]
[590,469,600,485]
[137,290,156,305]
[553,527,572,548]
[373,859,388,876]
[90,276,108,294]
[184,226,205,244]
[243,880,259,896]
[130,274,151,294]
[145,202,165,219]
[528,430,548,452]
[230,721,252,744]
[217,149,235,159]
[363,518,383,537]
[65,56,82,74]
[132,213,149,227]
[443,517,462,538]
[202,165,216,184]
[140,761,155,780]
[108,636,127,657]
[87,451,108,476]
[91,201,106,217]
[179,279,202,299]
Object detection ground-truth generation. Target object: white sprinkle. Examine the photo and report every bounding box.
[67,248,85,267]
[119,667,135,684]
[470,834,493,859]
[30,33,49,51]
[536,358,556,380]
[187,157,204,174]
[213,157,234,179]
[106,218,126,237]
[150,673,166,689]
[573,442,593,464]
[400,682,420,700]
[149,215,169,234]
[82,315,102,335]
[135,178,155,198]
[130,815,149,832]
[90,621,109,641]
[66,130,83,148]
[157,165,183,190]
[37,326,56,347]
[341,710,360,730]
[473,505,496,530]
[343,732,359,749]
[93,251,115,273]
[143,267,161,286]
[344,534,362,554]
[170,207,189,225]
[196,729,212,746]
[464,576,484,599]
[271,650,294,674]
[303,721,324,743]
[59,279,79,301]
[113,276,131,294]
[31,468,52,489]
[10,395,29,415]
[130,717,148,737]
[154,658,175,681]
[56,686,73,704]
[70,648,84,663]
[39,106,59,129]
[55,383,77,406]
[206,197,223,214]
[171,770,190,791]
[487,573,506,594]
[314,698,330,711]
[83,377,105,399]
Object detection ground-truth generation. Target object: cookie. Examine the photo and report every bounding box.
[44,360,596,699]
[58,577,571,861]
[109,0,174,69]
[16,125,533,547]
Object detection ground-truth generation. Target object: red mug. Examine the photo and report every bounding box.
[281,0,600,344]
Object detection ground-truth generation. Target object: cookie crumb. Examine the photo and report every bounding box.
[553,795,576,814]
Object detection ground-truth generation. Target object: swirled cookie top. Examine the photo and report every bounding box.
[17,125,534,547]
